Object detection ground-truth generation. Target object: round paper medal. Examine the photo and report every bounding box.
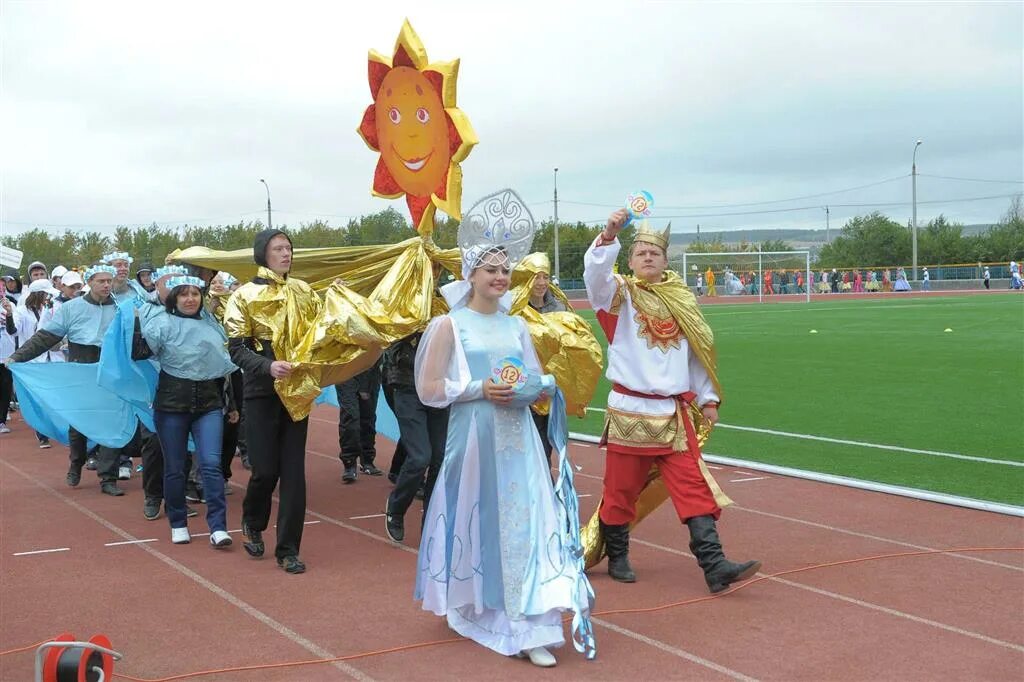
[493,356,528,391]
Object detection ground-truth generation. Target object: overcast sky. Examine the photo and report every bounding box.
[2,1,1021,240]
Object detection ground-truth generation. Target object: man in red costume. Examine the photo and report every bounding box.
[583,209,761,592]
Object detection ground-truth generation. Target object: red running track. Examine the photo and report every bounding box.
[1,406,1021,681]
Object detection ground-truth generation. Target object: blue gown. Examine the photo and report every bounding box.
[414,306,591,656]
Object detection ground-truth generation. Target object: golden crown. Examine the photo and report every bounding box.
[633,220,671,252]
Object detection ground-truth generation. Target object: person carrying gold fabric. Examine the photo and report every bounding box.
[509,253,602,466]
[222,230,326,574]
[581,210,760,592]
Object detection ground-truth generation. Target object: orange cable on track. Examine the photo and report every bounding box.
[3,547,1021,681]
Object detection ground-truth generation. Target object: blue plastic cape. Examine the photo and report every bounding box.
[97,302,158,431]
[10,362,143,448]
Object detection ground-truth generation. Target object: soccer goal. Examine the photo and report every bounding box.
[678,251,812,303]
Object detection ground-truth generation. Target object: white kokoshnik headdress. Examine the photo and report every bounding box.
[442,188,536,311]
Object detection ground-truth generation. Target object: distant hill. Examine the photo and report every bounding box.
[669,224,994,247]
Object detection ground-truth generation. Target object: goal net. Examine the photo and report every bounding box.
[677,251,812,303]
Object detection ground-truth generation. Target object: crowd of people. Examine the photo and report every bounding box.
[0,214,763,667]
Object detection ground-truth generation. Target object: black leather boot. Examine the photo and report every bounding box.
[686,515,760,593]
[600,520,637,583]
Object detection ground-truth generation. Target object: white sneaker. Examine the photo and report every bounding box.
[0,424,10,434]
[118,465,131,480]
[518,647,556,668]
[171,527,191,544]
[210,531,233,548]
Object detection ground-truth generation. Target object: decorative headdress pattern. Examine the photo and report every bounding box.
[166,275,206,291]
[632,220,672,252]
[84,265,117,281]
[103,251,134,265]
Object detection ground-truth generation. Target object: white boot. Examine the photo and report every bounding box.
[171,527,191,544]
[210,531,233,548]
[518,647,556,668]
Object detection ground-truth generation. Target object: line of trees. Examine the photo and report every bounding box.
[3,198,1020,280]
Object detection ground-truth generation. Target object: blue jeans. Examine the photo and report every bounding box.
[154,409,226,532]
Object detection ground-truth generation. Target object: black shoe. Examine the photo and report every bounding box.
[360,463,384,476]
[414,484,426,501]
[240,454,251,471]
[66,465,82,487]
[686,515,761,593]
[100,482,125,497]
[342,463,357,484]
[241,521,265,557]
[601,520,637,583]
[185,485,205,504]
[277,555,306,574]
[186,505,199,518]
[84,457,97,471]
[385,498,405,543]
[143,497,162,520]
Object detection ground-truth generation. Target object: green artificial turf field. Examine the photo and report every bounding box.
[570,293,1024,506]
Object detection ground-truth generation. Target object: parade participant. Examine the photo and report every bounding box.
[14,279,65,447]
[705,266,716,296]
[583,209,760,591]
[414,226,593,666]
[1,275,23,303]
[0,291,16,435]
[131,275,237,547]
[223,229,320,574]
[382,263,450,542]
[103,252,143,305]
[983,266,991,290]
[9,265,125,495]
[135,264,156,295]
[336,361,384,483]
[26,261,48,282]
[507,251,602,467]
[51,266,68,292]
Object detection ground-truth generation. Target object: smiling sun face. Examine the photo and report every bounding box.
[358,20,477,235]
[376,67,450,197]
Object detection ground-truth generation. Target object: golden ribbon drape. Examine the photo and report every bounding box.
[187,239,462,421]
[581,270,726,569]
[508,253,602,418]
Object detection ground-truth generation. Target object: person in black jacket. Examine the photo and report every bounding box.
[132,276,238,547]
[222,229,319,574]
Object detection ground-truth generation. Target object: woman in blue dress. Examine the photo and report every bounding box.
[413,243,593,668]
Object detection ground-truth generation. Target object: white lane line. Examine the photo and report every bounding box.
[631,537,1024,653]
[350,513,385,520]
[713,424,1020,467]
[592,617,757,681]
[733,506,1024,572]
[579,494,594,498]
[13,547,70,557]
[571,420,1018,466]
[734,471,756,476]
[729,477,769,483]
[248,481,762,677]
[3,461,373,682]
[706,464,723,470]
[105,538,158,547]
[572,465,1022,572]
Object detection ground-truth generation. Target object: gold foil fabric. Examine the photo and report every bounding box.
[508,253,602,418]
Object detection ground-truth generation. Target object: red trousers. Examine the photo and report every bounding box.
[600,446,721,526]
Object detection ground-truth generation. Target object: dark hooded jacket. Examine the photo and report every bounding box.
[228,229,294,399]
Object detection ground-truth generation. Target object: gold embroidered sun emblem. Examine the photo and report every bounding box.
[634,310,684,352]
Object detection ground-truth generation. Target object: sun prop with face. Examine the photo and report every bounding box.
[357,19,478,235]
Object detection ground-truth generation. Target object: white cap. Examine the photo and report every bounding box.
[51,265,68,279]
[27,278,59,295]
[61,271,84,287]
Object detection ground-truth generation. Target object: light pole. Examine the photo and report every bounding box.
[259,178,272,230]
[552,168,560,283]
[911,139,922,280]
[823,206,830,243]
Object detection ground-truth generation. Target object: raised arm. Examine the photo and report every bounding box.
[584,209,628,312]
